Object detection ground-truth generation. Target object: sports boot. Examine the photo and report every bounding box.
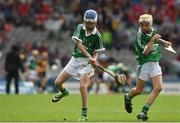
[137,112,149,121]
[78,115,88,121]
[52,91,69,103]
[124,93,132,113]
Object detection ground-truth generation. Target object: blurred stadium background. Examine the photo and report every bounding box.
[0,0,180,122]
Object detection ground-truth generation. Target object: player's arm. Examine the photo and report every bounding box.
[72,24,92,58]
[157,38,172,47]
[71,24,99,66]
[143,34,161,55]
[92,51,99,66]
[76,41,98,66]
[76,41,91,58]
[93,51,98,60]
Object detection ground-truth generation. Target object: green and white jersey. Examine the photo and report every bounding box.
[72,24,105,58]
[135,28,161,65]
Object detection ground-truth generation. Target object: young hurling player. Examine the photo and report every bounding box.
[51,9,105,121]
[124,14,172,121]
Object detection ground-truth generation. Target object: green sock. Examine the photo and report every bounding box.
[81,108,88,117]
[60,88,68,95]
[142,103,151,113]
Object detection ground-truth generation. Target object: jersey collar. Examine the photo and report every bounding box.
[83,25,97,36]
[138,28,154,37]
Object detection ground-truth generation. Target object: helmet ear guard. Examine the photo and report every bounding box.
[139,14,153,26]
[84,9,98,23]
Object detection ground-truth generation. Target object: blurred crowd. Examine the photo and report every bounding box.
[0,0,179,93]
[0,0,179,48]
[4,44,58,93]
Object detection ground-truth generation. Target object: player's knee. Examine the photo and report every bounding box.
[79,84,87,91]
[153,86,163,93]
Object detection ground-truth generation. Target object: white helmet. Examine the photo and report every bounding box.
[139,14,153,26]
[84,9,98,22]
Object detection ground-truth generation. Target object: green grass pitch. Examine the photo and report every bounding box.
[0,94,180,122]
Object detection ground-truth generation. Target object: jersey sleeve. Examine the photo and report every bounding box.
[136,32,147,52]
[94,33,105,52]
[72,24,83,42]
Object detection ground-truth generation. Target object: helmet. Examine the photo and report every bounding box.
[84,9,98,22]
[139,14,153,26]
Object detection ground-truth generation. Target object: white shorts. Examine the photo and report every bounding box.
[64,57,94,80]
[137,62,162,81]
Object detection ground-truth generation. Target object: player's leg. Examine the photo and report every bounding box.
[129,78,145,97]
[125,64,148,113]
[87,74,100,94]
[137,74,162,121]
[52,70,71,102]
[144,74,163,111]
[78,73,89,121]
[124,78,145,113]
[87,78,93,93]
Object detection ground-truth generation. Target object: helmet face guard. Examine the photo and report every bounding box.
[84,9,98,23]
